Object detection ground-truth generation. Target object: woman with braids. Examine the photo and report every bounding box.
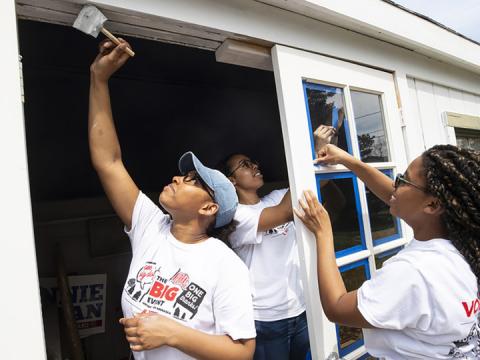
[294,143,480,359]
[89,40,255,360]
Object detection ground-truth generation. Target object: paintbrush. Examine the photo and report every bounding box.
[73,5,135,57]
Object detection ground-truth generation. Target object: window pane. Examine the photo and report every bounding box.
[351,91,389,162]
[366,171,400,244]
[338,264,368,353]
[456,137,470,149]
[375,248,402,269]
[305,84,349,155]
[319,177,362,254]
[456,128,480,151]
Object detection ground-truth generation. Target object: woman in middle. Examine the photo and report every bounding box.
[219,154,310,360]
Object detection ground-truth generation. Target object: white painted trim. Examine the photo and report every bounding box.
[441,112,459,147]
[444,112,480,130]
[16,0,480,95]
[395,73,427,161]
[260,0,480,73]
[215,39,273,71]
[336,250,371,268]
[315,162,395,174]
[272,44,408,359]
[342,345,368,360]
[0,0,46,358]
[272,44,339,360]
[373,237,409,256]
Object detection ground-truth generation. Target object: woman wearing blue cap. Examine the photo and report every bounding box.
[88,40,256,360]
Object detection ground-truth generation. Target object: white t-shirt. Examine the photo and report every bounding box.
[358,238,480,359]
[229,188,306,321]
[121,192,256,360]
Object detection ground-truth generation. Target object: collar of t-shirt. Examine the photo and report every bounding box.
[166,231,214,251]
[407,237,459,255]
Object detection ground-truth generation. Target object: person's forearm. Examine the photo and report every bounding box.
[88,75,122,170]
[170,326,253,360]
[315,233,347,321]
[342,156,393,204]
[279,189,293,221]
[258,190,293,232]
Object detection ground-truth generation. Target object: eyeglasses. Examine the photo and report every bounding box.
[394,173,427,192]
[184,171,215,200]
[227,159,260,177]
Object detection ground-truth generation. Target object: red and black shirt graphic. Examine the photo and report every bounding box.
[448,297,480,358]
[124,262,206,322]
[264,222,291,236]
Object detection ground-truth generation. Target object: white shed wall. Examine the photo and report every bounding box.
[22,0,480,94]
[261,0,480,73]
[5,0,480,358]
[0,0,46,359]
[407,77,480,153]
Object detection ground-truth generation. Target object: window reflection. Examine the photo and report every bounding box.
[351,91,389,162]
[366,170,400,245]
[366,193,399,244]
[338,263,368,354]
[319,177,362,254]
[456,129,480,151]
[305,84,349,156]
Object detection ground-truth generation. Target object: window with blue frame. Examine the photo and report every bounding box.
[337,259,370,357]
[366,170,402,246]
[316,173,366,257]
[358,354,377,360]
[304,83,351,158]
[303,80,406,359]
[304,81,402,251]
[375,247,403,270]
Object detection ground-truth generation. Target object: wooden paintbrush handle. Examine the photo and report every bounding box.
[100,27,135,57]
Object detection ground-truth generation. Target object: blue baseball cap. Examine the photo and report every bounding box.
[178,151,238,228]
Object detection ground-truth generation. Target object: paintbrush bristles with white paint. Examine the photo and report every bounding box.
[73,5,135,57]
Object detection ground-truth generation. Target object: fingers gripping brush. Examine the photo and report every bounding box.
[73,5,135,57]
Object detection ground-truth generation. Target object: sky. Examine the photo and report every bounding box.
[393,0,480,43]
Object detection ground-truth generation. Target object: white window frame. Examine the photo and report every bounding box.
[272,44,410,359]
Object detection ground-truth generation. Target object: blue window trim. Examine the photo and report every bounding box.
[373,233,401,246]
[370,169,403,246]
[336,259,371,357]
[303,82,320,160]
[339,257,370,274]
[358,353,373,360]
[316,172,367,258]
[302,81,353,160]
[375,246,403,261]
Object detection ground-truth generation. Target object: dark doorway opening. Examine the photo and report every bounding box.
[19,19,287,360]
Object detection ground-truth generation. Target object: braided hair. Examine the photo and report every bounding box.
[422,144,480,287]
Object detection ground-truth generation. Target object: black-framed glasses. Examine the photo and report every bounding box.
[184,171,215,200]
[227,159,259,177]
[394,173,427,192]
